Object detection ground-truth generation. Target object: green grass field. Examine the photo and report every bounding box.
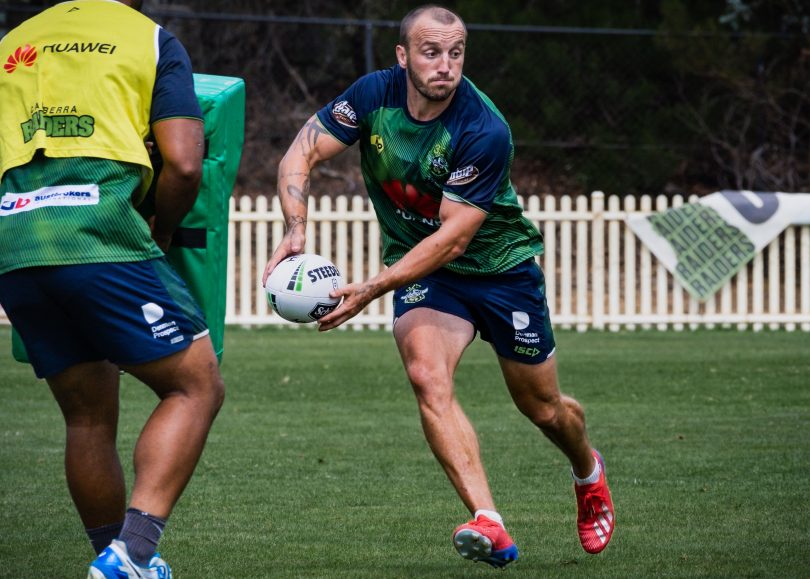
[1,326,808,578]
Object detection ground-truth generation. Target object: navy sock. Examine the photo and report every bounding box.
[86,521,123,555]
[119,508,166,566]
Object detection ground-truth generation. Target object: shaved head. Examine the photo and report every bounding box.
[399,5,466,48]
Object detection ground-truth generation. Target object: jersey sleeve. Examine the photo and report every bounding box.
[315,69,392,146]
[150,28,203,124]
[443,119,512,213]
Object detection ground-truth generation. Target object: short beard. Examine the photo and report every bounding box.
[406,62,455,102]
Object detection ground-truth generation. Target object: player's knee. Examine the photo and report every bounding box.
[180,343,225,412]
[406,362,440,392]
[208,373,226,415]
[406,364,453,414]
[187,362,225,417]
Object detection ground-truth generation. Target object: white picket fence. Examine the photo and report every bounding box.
[229,191,810,332]
[2,191,805,331]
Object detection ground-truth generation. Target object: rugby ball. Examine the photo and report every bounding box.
[264,253,343,323]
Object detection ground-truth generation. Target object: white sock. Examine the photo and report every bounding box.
[474,509,504,527]
[572,458,601,486]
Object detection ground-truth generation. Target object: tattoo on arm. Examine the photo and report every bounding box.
[282,117,324,232]
[294,117,330,155]
[287,215,307,231]
[286,182,308,205]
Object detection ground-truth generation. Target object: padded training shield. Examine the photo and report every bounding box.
[10,73,245,365]
[167,74,245,362]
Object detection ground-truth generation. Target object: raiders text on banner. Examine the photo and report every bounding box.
[626,191,810,301]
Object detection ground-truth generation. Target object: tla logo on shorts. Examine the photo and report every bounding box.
[4,44,37,74]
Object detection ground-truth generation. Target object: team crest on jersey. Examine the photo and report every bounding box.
[447,165,479,185]
[332,100,358,128]
[428,144,449,178]
[400,284,429,304]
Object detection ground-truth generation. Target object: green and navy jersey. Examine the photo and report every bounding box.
[316,65,543,275]
[0,154,163,274]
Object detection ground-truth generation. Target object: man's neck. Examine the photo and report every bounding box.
[406,85,456,122]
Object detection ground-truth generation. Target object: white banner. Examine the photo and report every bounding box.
[626,191,810,301]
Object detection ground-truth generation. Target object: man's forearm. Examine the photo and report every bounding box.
[152,167,201,250]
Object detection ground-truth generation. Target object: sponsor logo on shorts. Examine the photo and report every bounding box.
[141,302,184,343]
[400,284,428,304]
[142,303,164,324]
[332,100,358,128]
[152,320,181,340]
[513,345,542,357]
[0,185,99,215]
[446,165,479,185]
[515,331,540,345]
[512,311,530,330]
[512,311,541,354]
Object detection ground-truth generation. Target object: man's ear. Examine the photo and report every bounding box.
[395,45,408,69]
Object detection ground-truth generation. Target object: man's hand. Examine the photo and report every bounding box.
[316,280,381,331]
[147,215,172,253]
[261,217,307,286]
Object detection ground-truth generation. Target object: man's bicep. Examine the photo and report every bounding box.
[151,117,205,172]
[290,115,348,166]
[439,196,487,240]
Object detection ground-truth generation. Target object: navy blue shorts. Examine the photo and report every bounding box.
[393,259,556,364]
[0,258,208,378]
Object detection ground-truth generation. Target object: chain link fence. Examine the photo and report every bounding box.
[3,3,808,197]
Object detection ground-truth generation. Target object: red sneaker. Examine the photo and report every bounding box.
[575,450,615,554]
[453,514,519,568]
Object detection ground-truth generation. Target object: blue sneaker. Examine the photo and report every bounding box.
[149,553,172,579]
[88,539,171,579]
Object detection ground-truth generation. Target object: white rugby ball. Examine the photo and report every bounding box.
[264,253,343,323]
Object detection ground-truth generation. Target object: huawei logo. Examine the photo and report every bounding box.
[4,44,37,74]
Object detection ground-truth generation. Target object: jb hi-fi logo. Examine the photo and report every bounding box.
[4,44,37,74]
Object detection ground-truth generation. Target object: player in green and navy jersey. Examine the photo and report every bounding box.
[318,62,543,276]
[262,4,615,567]
[0,1,225,576]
